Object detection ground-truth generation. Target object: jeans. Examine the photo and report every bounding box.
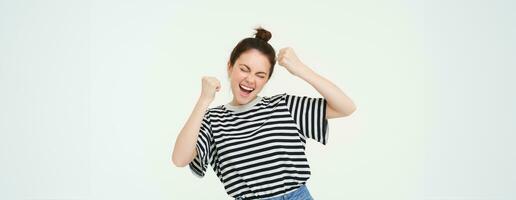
[235,184,314,200]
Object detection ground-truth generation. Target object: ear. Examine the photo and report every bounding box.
[227,61,232,78]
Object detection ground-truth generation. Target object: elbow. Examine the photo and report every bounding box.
[171,154,189,168]
[343,105,358,117]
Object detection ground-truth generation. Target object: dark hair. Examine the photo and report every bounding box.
[229,27,276,79]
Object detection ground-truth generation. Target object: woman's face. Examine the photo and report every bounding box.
[227,49,271,106]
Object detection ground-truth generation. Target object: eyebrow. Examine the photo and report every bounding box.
[240,64,267,75]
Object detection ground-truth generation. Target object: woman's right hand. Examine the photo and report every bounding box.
[172,76,220,167]
[199,76,221,104]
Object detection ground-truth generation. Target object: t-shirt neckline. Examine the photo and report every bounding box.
[223,96,263,113]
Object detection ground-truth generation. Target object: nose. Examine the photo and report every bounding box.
[244,75,255,85]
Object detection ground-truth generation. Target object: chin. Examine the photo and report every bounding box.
[232,91,256,105]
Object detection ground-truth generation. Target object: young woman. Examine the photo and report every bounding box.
[172,27,357,200]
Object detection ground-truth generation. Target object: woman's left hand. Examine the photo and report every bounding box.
[277,47,311,77]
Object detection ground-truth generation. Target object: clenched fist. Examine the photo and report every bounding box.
[200,76,221,104]
[277,47,310,77]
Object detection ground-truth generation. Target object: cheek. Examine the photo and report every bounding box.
[232,72,247,83]
[231,74,244,88]
[232,70,242,79]
[256,80,267,90]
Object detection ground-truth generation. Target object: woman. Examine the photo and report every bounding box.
[172,27,357,200]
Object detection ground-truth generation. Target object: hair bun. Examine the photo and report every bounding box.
[254,27,272,42]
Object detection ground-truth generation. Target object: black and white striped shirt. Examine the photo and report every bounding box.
[189,93,329,199]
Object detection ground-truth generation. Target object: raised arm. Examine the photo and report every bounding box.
[277,47,357,119]
[171,76,220,167]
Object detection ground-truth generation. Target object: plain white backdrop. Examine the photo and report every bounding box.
[1,0,515,199]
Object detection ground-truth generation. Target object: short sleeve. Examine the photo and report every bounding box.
[284,93,329,145]
[188,110,214,178]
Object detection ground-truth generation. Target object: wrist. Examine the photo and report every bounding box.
[296,64,314,79]
[197,96,212,107]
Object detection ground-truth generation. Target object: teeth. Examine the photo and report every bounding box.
[240,84,254,91]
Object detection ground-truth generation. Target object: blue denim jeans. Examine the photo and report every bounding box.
[235,184,314,200]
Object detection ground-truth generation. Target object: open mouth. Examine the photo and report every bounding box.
[239,84,255,95]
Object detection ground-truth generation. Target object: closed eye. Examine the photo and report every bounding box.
[239,64,267,78]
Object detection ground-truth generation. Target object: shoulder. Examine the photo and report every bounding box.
[205,105,225,115]
[210,105,225,111]
[267,92,303,102]
[266,93,288,100]
[261,93,289,106]
[197,105,225,121]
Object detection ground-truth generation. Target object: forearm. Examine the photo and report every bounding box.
[297,64,357,116]
[172,96,211,167]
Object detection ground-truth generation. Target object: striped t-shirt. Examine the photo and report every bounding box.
[189,93,329,199]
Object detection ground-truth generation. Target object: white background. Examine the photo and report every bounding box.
[1,0,514,199]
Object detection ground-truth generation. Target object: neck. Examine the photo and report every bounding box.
[230,96,257,106]
[229,97,256,106]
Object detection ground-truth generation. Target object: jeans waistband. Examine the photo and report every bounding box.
[235,184,309,200]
